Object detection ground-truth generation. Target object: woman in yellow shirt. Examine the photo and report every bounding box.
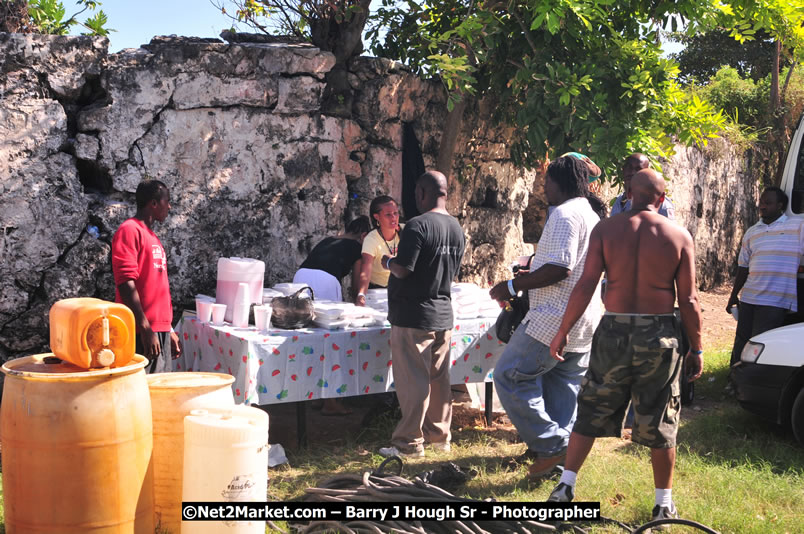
[355,195,401,306]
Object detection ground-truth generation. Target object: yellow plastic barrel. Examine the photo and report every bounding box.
[0,354,153,534]
[146,373,235,534]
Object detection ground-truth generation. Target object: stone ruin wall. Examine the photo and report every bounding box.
[0,33,760,360]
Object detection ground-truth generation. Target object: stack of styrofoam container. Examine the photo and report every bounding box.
[312,302,351,329]
[451,283,502,319]
[364,288,388,313]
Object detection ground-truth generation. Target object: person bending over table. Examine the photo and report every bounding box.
[293,216,372,302]
[292,216,372,416]
[355,195,403,306]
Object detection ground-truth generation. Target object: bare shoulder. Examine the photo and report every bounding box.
[660,218,693,244]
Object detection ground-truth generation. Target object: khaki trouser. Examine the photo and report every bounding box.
[390,326,453,451]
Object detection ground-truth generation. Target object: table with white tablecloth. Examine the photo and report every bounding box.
[175,314,505,407]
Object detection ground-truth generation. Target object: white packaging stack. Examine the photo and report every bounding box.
[311,301,384,329]
[365,288,388,313]
[451,283,501,319]
[312,302,351,329]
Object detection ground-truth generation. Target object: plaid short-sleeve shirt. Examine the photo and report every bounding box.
[738,214,804,311]
[524,197,602,352]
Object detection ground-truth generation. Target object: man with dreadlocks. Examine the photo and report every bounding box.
[490,156,603,478]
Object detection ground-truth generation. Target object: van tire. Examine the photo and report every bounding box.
[792,388,804,446]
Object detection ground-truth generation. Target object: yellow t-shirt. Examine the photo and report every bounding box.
[361,226,403,287]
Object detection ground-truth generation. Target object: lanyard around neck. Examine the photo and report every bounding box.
[381,230,397,255]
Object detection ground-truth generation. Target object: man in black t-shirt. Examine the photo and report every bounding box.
[378,170,466,458]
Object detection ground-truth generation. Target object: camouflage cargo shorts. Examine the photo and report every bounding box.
[573,313,683,448]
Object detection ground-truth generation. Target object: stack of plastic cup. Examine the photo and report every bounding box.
[231,283,250,328]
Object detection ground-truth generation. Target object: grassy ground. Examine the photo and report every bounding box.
[265,347,804,533]
[1,347,801,533]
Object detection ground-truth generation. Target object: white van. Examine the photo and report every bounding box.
[732,112,804,446]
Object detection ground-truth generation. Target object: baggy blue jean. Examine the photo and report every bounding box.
[493,324,588,456]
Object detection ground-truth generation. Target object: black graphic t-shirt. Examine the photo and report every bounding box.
[388,212,465,330]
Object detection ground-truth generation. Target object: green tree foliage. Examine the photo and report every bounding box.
[365,0,804,178]
[9,0,113,36]
[669,29,783,84]
[695,67,764,127]
[365,0,737,177]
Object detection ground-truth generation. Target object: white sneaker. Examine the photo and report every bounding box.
[426,441,451,452]
[378,445,425,458]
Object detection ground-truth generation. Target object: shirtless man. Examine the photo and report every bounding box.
[546,169,703,526]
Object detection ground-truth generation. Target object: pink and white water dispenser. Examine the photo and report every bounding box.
[216,258,265,323]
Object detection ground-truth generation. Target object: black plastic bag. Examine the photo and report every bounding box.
[494,294,529,343]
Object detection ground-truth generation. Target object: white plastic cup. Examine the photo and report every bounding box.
[195,298,213,323]
[253,305,268,331]
[730,306,739,321]
[518,255,531,267]
[210,303,227,325]
[264,306,273,330]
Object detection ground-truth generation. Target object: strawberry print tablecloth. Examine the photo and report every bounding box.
[175,315,504,405]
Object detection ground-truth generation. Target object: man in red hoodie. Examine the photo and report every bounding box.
[112,180,181,372]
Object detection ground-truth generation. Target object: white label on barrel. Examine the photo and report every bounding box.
[221,474,256,501]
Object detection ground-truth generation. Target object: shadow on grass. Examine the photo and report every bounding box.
[679,402,804,474]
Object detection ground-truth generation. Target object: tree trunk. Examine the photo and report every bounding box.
[310,0,372,117]
[0,0,34,33]
[436,98,468,181]
[769,39,781,116]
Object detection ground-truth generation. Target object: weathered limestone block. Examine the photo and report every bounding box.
[275,76,326,113]
[173,73,278,110]
[257,43,335,76]
[665,140,758,288]
[78,60,175,169]
[0,100,68,159]
[460,206,528,287]
[352,145,403,200]
[0,155,88,345]
[0,33,106,98]
[42,234,111,302]
[113,162,146,193]
[1,83,88,334]
[1,153,88,279]
[0,302,49,353]
[74,133,100,160]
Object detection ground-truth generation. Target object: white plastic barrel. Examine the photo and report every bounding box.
[182,406,269,534]
[147,373,235,534]
[216,258,265,322]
